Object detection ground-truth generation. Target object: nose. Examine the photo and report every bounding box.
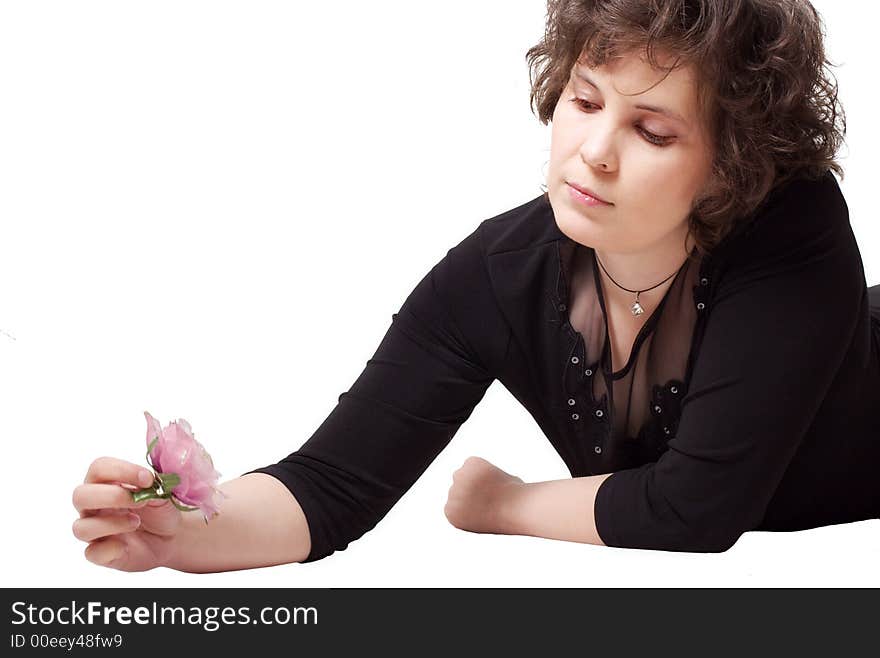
[581,146,614,172]
[579,125,617,172]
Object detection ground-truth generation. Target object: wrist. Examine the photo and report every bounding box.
[161,510,200,572]
[496,480,529,536]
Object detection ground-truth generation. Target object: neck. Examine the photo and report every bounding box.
[594,230,695,312]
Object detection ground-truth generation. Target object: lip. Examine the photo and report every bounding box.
[567,182,612,204]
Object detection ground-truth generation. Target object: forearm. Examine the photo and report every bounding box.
[164,473,312,573]
[502,473,613,546]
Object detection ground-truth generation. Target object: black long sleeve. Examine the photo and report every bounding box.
[242,223,509,562]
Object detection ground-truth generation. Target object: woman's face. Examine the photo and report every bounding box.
[547,50,715,255]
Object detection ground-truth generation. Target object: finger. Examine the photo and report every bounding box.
[73,513,141,543]
[72,482,153,515]
[84,537,128,567]
[81,508,131,521]
[84,457,155,488]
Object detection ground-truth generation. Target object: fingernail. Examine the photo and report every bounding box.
[128,513,141,527]
[138,470,153,487]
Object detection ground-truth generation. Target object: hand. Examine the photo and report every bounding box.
[444,456,524,534]
[72,457,183,572]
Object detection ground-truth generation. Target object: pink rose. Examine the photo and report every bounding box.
[131,411,228,523]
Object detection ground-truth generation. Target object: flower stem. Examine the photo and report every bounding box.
[130,482,202,512]
[130,487,164,504]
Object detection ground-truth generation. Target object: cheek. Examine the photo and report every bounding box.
[632,156,702,196]
[549,119,566,149]
[622,172,700,227]
[549,129,582,172]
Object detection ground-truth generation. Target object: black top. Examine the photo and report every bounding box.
[244,170,880,562]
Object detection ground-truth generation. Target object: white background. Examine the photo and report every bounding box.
[1,1,877,588]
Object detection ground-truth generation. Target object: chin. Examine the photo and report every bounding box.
[555,208,599,245]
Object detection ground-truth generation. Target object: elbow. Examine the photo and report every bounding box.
[654,513,748,554]
[659,492,754,553]
[651,512,747,553]
[687,506,763,552]
[595,468,751,554]
[602,520,744,553]
[682,524,745,553]
[692,533,740,554]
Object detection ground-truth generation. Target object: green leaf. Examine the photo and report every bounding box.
[130,488,162,504]
[158,472,181,491]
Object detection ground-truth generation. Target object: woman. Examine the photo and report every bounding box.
[72,0,879,572]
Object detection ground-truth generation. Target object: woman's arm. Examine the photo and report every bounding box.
[163,473,311,573]
[443,455,612,546]
[240,221,506,564]
[503,473,613,546]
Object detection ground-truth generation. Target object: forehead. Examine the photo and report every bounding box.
[575,51,699,101]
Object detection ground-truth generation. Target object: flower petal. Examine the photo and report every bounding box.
[144,411,165,470]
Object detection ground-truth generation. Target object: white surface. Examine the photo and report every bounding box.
[0,0,876,588]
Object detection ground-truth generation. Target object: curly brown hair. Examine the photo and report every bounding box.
[526,0,847,258]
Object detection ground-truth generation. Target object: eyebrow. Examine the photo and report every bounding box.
[573,70,689,126]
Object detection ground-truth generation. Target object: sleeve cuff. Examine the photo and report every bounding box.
[594,470,621,548]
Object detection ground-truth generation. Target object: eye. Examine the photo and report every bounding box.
[568,98,674,147]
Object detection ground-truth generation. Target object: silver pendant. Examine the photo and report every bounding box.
[631,299,644,316]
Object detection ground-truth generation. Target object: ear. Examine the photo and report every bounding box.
[684,227,697,255]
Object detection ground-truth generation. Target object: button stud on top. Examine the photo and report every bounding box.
[558,303,567,312]
[567,398,576,406]
[670,386,678,394]
[595,409,603,418]
[594,445,602,454]
[696,302,706,310]
[571,413,579,420]
[700,277,709,286]
[585,369,593,376]
[571,356,579,364]
[654,405,662,413]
